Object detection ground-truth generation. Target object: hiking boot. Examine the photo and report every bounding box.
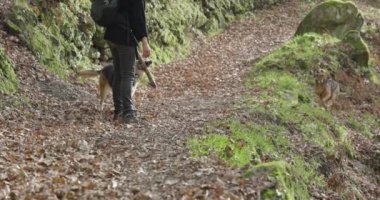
[122,112,144,125]
[113,111,123,122]
[124,115,140,124]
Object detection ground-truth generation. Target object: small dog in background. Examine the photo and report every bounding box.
[77,56,156,111]
[314,68,340,108]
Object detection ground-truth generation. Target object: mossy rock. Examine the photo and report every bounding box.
[146,0,207,62]
[5,0,38,34]
[5,0,94,76]
[0,46,18,94]
[341,30,370,67]
[295,0,364,39]
[254,33,344,73]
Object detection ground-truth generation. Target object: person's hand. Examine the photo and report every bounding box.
[142,43,151,58]
[142,37,151,58]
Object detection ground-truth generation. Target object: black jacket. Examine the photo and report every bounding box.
[104,0,148,46]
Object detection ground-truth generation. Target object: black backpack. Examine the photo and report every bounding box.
[91,0,125,27]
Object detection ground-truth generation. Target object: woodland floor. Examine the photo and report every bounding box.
[0,0,379,199]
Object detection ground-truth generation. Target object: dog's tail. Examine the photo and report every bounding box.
[76,70,101,78]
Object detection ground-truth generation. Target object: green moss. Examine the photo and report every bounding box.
[294,1,374,69]
[295,0,364,39]
[252,32,374,81]
[346,113,380,138]
[246,70,337,150]
[244,158,321,200]
[6,0,94,77]
[0,46,18,94]
[247,161,295,200]
[342,30,370,67]
[241,31,371,197]
[252,33,341,73]
[146,0,206,63]
[188,119,322,199]
[28,25,65,76]
[188,121,291,166]
[244,33,365,155]
[188,31,378,198]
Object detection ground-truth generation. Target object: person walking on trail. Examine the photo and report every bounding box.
[104,0,151,124]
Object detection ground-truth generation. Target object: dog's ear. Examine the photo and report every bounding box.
[145,60,153,66]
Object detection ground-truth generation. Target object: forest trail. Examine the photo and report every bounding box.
[1,1,308,199]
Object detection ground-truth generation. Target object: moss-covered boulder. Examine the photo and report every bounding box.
[342,30,370,67]
[295,0,364,39]
[5,0,95,76]
[253,32,377,86]
[256,33,345,73]
[0,46,18,94]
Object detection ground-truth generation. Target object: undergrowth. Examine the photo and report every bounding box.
[188,33,380,199]
[5,0,286,78]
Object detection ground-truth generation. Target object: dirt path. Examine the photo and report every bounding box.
[1,1,306,199]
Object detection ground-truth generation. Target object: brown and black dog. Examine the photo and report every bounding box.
[77,56,156,110]
[314,68,340,108]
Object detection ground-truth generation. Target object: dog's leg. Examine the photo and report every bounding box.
[131,64,140,98]
[324,95,333,108]
[325,99,333,108]
[99,89,107,111]
[321,89,332,108]
[131,80,139,97]
[99,76,109,111]
[326,91,338,108]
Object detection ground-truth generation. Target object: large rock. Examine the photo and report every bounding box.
[0,46,18,94]
[295,0,364,39]
[5,0,95,75]
[341,30,370,67]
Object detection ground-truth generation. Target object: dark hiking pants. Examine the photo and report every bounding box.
[108,41,136,117]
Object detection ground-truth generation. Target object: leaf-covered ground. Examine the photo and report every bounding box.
[0,0,379,199]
